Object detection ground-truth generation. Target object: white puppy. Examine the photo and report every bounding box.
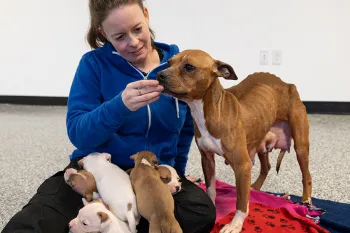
[78,152,140,233]
[69,198,131,233]
[157,164,182,195]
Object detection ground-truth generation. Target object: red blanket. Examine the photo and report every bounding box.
[199,179,328,233]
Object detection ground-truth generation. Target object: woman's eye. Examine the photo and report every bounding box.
[115,35,124,41]
[184,64,196,72]
[134,27,142,33]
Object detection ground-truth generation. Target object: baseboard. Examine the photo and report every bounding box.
[0,96,349,114]
[0,96,67,106]
[302,101,350,115]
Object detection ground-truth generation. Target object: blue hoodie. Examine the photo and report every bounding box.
[66,41,194,176]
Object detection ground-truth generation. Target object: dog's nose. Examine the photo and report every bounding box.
[157,71,166,81]
[176,186,180,191]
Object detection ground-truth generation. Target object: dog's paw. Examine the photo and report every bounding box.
[219,223,243,233]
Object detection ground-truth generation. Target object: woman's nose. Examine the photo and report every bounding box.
[128,35,138,47]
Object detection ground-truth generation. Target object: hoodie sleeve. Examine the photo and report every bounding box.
[66,53,131,150]
[174,105,194,176]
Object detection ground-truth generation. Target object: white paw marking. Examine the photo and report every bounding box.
[219,210,248,233]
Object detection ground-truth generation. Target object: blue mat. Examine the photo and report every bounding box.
[273,194,350,233]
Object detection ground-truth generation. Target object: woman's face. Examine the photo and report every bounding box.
[101,4,152,66]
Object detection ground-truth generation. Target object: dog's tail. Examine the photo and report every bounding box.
[276,149,287,174]
[126,203,137,233]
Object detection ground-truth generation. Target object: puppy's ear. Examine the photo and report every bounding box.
[97,212,111,229]
[104,153,111,162]
[214,60,238,80]
[77,158,84,168]
[130,153,138,161]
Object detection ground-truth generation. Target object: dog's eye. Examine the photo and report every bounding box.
[184,64,196,72]
[161,177,171,183]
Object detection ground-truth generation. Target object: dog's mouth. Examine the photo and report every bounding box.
[162,88,188,98]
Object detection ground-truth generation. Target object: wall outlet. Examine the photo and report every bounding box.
[272,50,282,65]
[260,50,268,65]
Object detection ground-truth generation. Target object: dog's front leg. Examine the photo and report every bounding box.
[200,149,216,204]
[221,147,251,233]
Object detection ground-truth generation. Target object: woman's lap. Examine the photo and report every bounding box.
[2,159,215,233]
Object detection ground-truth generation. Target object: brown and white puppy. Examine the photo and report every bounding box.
[130,151,182,233]
[69,198,131,233]
[64,168,99,202]
[78,152,140,233]
[157,50,312,233]
[157,164,182,195]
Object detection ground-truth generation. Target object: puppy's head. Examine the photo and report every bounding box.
[78,152,112,168]
[69,199,111,233]
[64,168,97,202]
[157,49,238,101]
[130,150,159,168]
[157,165,182,195]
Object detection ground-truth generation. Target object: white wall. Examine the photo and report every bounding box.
[1,0,349,101]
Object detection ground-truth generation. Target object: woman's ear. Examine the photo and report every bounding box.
[98,27,107,39]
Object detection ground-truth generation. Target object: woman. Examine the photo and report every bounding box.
[1,0,215,233]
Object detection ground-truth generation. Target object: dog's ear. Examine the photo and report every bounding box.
[214,60,238,80]
[103,153,111,162]
[130,153,138,161]
[97,212,110,229]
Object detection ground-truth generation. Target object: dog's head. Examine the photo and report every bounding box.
[157,165,182,195]
[130,150,159,169]
[157,49,238,101]
[78,152,112,168]
[69,199,111,233]
[64,168,97,202]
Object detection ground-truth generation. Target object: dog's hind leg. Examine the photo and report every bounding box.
[149,215,162,233]
[251,152,271,191]
[289,85,312,204]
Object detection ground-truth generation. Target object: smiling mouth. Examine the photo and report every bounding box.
[130,46,143,54]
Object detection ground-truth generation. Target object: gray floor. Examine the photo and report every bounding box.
[1,104,350,230]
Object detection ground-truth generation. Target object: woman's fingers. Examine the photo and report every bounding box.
[122,80,164,111]
[128,79,160,89]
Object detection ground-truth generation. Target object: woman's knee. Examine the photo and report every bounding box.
[174,178,216,232]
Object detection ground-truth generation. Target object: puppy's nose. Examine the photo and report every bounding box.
[176,186,180,191]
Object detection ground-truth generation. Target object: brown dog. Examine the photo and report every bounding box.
[129,151,182,233]
[157,50,312,233]
[64,168,99,202]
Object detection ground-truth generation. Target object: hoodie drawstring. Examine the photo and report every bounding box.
[174,97,179,118]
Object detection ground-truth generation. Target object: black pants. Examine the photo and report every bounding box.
[2,158,215,233]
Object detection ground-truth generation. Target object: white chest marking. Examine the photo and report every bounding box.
[186,99,224,156]
[141,158,152,167]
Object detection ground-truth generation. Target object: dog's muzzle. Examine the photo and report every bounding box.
[156,70,168,85]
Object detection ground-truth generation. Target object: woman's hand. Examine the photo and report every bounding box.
[122,80,164,111]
